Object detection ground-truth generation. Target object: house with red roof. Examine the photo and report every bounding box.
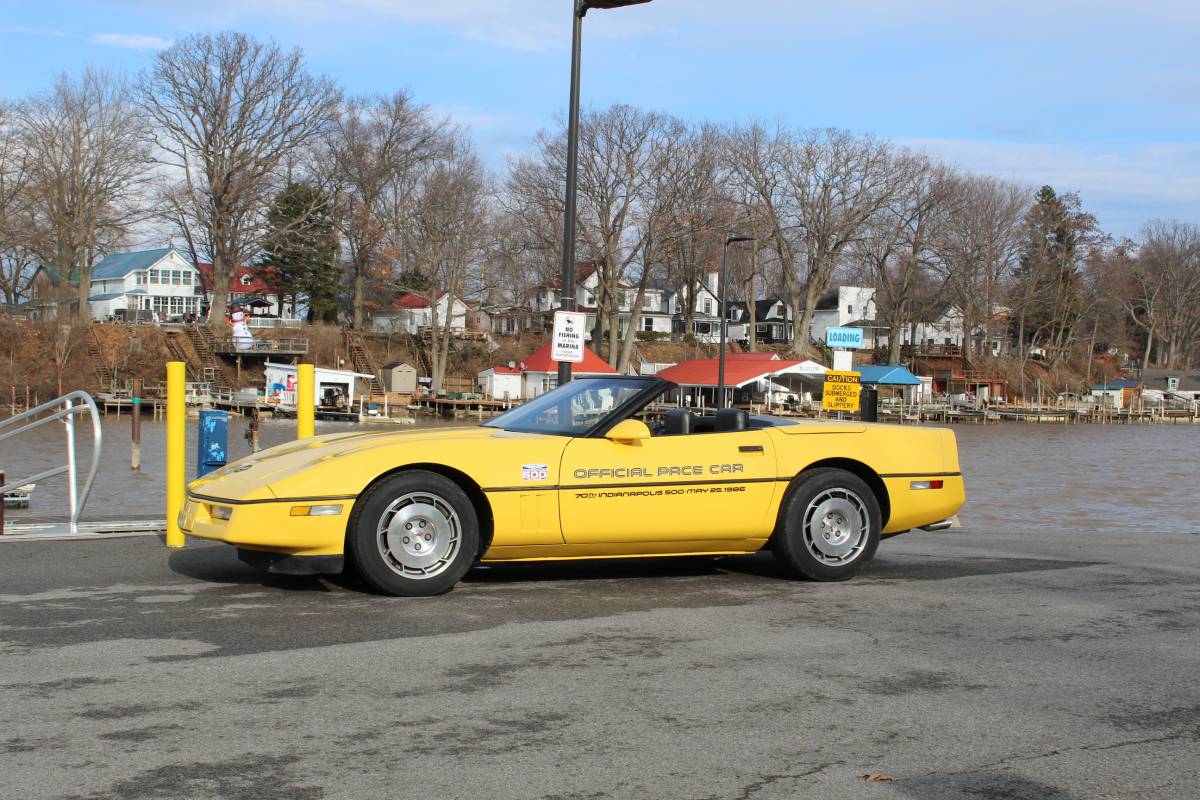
[195,261,298,324]
[372,292,474,335]
[478,342,618,400]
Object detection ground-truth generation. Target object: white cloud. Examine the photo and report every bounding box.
[89,33,174,51]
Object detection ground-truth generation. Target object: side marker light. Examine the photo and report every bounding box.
[290,504,344,517]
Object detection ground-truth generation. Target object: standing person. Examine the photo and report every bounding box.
[227,303,254,350]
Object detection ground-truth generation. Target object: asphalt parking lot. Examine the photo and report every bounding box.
[1,528,1198,800]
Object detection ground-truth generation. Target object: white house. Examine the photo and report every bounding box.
[477,365,523,400]
[670,271,751,344]
[810,286,879,345]
[372,292,473,334]
[531,263,673,340]
[86,247,203,321]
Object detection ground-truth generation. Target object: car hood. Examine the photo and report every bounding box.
[188,425,511,501]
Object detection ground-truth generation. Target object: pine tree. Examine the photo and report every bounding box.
[1012,185,1097,362]
[259,183,340,323]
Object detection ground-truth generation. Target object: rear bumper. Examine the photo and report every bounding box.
[180,494,349,557]
[881,475,966,534]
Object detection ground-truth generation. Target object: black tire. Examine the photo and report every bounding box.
[772,468,881,581]
[347,470,480,597]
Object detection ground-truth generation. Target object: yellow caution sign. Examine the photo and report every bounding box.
[822,370,860,412]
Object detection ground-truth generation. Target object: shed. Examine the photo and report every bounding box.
[381,362,418,393]
[478,365,522,400]
[264,362,374,409]
[1090,379,1143,409]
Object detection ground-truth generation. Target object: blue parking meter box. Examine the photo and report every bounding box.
[197,410,229,477]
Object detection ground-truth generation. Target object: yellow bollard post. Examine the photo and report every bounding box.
[297,363,315,439]
[165,361,187,548]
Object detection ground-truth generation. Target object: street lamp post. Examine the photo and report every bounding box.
[717,235,755,409]
[558,0,652,388]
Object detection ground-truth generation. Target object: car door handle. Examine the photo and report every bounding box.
[739,445,764,453]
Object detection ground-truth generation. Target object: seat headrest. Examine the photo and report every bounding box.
[663,408,694,435]
[714,408,749,432]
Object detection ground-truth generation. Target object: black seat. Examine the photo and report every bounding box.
[663,408,694,435]
[714,408,749,432]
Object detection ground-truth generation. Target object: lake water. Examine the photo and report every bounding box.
[2,415,1197,535]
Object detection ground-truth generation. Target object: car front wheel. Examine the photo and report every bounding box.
[348,471,480,596]
[772,468,881,581]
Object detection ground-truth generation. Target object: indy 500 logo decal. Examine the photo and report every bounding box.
[522,464,548,481]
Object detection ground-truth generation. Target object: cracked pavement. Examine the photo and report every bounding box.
[1,524,1198,800]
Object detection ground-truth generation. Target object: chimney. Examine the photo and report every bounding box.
[706,270,719,295]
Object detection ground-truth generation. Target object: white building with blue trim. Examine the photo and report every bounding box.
[86,247,203,321]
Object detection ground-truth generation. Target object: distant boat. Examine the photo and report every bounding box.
[3,483,35,509]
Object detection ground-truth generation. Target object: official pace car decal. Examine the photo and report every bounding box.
[571,463,745,480]
[522,463,549,481]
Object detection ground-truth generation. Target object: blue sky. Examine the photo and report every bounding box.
[1,0,1197,237]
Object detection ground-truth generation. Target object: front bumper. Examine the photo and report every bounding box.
[180,494,350,557]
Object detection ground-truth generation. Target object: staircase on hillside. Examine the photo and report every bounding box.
[86,325,115,391]
[345,331,383,396]
[184,324,233,394]
[164,331,199,381]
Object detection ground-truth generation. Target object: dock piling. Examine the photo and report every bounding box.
[165,362,186,549]
[131,393,141,472]
[297,364,315,439]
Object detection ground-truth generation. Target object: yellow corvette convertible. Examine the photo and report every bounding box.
[181,375,964,596]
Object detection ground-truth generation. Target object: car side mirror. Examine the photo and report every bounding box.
[605,419,651,444]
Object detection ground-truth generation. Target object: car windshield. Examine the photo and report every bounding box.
[483,377,659,436]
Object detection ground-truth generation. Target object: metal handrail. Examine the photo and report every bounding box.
[0,390,102,532]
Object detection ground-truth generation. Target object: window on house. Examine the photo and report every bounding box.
[240,275,251,286]
[149,270,159,284]
[703,299,712,315]
[1167,376,1180,390]
[944,337,953,346]
[643,294,655,310]
[847,304,853,316]
[136,271,147,286]
[642,316,654,332]
[695,322,711,334]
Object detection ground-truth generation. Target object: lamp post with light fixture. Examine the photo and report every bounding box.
[557,0,653,387]
[717,235,755,409]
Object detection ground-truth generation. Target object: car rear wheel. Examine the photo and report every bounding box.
[348,471,479,596]
[772,468,881,581]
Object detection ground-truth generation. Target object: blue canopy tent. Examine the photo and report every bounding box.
[853,365,922,385]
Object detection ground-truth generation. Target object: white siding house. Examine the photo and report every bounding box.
[86,248,202,321]
[372,293,472,334]
[531,264,673,340]
[809,286,878,343]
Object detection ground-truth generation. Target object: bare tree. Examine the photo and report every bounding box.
[325,92,441,328]
[394,135,488,391]
[0,103,37,305]
[139,31,340,323]
[17,70,150,319]
[1134,220,1200,369]
[931,175,1028,361]
[850,152,952,363]
[726,125,898,356]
